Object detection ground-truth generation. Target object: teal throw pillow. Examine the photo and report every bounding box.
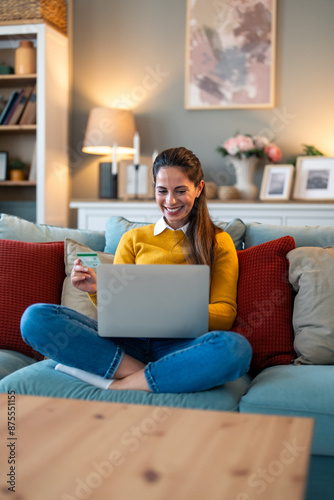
[245,222,334,249]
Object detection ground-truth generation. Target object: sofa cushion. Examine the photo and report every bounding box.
[306,456,334,500]
[245,222,334,249]
[233,236,296,375]
[215,218,246,251]
[0,213,106,251]
[104,216,246,254]
[0,240,65,359]
[61,238,114,320]
[0,359,252,412]
[104,216,148,254]
[0,349,37,380]
[287,246,334,365]
[239,364,334,457]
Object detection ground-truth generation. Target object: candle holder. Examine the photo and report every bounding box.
[134,164,140,199]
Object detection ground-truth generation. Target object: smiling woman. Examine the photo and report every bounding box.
[155,167,203,229]
[21,146,252,395]
[153,147,216,269]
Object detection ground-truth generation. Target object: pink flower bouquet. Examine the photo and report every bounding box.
[217,134,282,163]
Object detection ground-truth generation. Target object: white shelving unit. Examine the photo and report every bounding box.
[0,23,69,226]
[70,199,334,231]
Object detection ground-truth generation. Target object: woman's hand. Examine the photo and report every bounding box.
[71,258,97,294]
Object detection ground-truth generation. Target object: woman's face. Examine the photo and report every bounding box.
[155,166,204,230]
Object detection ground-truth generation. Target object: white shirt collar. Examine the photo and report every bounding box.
[154,216,189,236]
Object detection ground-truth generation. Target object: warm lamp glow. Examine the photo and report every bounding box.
[82,145,134,156]
[82,107,136,157]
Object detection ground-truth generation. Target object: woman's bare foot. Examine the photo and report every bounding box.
[109,368,149,391]
[109,353,149,391]
[113,353,145,379]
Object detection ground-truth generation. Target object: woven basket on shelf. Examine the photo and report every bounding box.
[0,0,67,34]
[218,185,239,200]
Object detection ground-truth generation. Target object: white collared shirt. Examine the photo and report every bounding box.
[154,216,189,236]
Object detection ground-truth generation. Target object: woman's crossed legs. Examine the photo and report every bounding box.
[21,303,252,393]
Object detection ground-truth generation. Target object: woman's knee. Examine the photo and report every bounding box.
[226,331,252,362]
[21,303,57,342]
[21,302,54,326]
[210,330,252,377]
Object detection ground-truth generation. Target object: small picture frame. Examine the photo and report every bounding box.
[118,156,155,200]
[0,151,8,181]
[260,164,295,201]
[293,157,334,201]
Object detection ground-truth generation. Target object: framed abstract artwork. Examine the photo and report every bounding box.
[185,0,276,109]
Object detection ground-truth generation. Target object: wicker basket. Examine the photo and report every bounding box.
[0,0,67,34]
[218,185,239,200]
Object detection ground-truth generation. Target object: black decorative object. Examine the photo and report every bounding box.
[99,162,117,199]
[134,164,140,199]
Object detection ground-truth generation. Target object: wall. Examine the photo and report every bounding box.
[69,0,334,205]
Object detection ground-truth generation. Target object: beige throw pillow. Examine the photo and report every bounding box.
[287,246,334,365]
[61,238,114,320]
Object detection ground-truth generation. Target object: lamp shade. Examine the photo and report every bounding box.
[82,107,136,157]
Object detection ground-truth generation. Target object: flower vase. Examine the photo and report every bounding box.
[230,156,259,200]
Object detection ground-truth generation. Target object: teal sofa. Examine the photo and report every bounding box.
[0,213,333,500]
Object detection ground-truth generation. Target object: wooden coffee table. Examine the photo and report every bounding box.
[0,394,313,500]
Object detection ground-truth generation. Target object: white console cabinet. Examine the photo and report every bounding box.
[70,200,334,231]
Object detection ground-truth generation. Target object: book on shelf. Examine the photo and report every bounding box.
[4,89,25,124]
[0,91,20,124]
[7,86,34,125]
[19,83,37,125]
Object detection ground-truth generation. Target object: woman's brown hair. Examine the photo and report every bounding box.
[153,147,222,271]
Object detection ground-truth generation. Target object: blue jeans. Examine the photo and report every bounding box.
[21,303,252,393]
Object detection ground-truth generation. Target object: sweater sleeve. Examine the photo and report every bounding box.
[114,231,136,264]
[87,292,97,308]
[209,232,238,331]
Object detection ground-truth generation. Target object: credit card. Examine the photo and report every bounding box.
[77,252,101,269]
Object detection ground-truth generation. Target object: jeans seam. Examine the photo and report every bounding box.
[144,364,159,393]
[105,345,125,378]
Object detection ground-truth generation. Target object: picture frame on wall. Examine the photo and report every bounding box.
[293,157,334,201]
[260,164,295,201]
[0,151,8,181]
[118,156,155,200]
[185,0,277,110]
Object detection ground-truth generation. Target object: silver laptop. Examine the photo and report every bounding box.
[96,264,209,338]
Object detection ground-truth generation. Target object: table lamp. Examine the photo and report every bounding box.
[82,107,136,198]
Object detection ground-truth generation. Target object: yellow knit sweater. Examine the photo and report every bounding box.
[96,224,238,331]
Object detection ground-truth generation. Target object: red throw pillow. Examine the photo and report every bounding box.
[0,240,65,360]
[233,236,296,375]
